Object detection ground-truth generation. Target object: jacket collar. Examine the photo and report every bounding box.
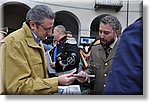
[22,22,41,48]
[110,37,118,49]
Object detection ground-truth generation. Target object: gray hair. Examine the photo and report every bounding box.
[26,5,55,24]
[54,25,66,35]
[100,15,122,35]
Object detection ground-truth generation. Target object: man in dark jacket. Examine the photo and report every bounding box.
[49,25,80,77]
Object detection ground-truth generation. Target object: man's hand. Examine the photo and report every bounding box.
[74,71,88,83]
[58,73,77,86]
[50,62,56,69]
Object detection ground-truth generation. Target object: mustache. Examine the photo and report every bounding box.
[100,38,106,42]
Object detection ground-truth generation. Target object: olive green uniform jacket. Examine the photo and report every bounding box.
[1,22,58,94]
[85,40,119,95]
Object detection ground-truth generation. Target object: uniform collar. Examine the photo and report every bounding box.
[110,37,118,49]
[58,35,67,43]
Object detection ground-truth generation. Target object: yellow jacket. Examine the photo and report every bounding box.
[1,22,58,94]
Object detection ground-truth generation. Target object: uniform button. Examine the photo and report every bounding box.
[93,64,96,67]
[104,74,107,77]
[105,63,108,66]
[104,84,106,87]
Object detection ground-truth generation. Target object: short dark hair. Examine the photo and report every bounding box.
[100,15,122,35]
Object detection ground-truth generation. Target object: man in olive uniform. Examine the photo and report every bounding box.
[77,15,122,94]
[49,25,80,77]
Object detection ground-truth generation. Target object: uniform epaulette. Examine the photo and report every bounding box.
[65,37,77,44]
[93,43,100,46]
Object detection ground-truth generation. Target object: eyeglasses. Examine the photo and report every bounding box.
[35,22,53,33]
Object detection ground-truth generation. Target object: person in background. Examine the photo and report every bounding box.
[48,25,66,77]
[0,27,8,41]
[43,35,54,51]
[65,30,73,38]
[77,15,122,94]
[0,5,76,95]
[49,25,80,78]
[103,17,143,95]
[43,35,55,77]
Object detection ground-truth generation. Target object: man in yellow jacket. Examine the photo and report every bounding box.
[0,5,76,95]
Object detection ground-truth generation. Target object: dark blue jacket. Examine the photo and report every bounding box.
[103,18,143,95]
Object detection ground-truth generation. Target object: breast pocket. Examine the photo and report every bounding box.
[29,56,44,78]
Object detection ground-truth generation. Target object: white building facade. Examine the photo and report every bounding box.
[0,0,142,44]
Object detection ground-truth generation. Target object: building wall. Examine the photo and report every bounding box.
[0,0,143,42]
